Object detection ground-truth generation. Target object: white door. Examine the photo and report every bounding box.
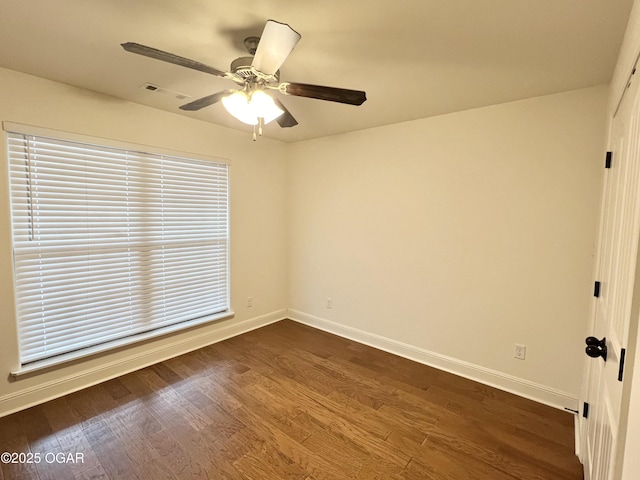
[581,65,640,480]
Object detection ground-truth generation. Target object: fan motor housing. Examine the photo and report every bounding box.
[230,56,254,73]
[230,56,279,82]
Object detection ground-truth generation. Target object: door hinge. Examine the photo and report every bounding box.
[618,348,627,382]
[605,151,612,169]
[594,281,601,298]
[583,402,590,418]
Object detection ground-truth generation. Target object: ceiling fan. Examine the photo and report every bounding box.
[121,20,367,139]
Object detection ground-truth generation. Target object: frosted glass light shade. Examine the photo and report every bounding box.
[250,90,284,124]
[221,90,284,126]
[221,91,257,125]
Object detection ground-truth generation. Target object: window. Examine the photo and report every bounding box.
[5,123,230,369]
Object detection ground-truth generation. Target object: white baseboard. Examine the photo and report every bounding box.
[1,308,579,418]
[0,309,286,418]
[288,309,579,412]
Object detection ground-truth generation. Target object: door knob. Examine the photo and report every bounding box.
[586,336,606,348]
[585,336,607,361]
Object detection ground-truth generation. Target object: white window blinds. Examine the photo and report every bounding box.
[6,128,230,365]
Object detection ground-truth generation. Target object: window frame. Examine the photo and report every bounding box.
[3,122,234,376]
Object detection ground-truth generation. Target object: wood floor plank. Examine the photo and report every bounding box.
[179,371,244,414]
[106,413,156,468]
[131,457,178,480]
[144,430,191,478]
[399,454,515,480]
[447,395,574,448]
[423,424,579,480]
[240,364,394,442]
[178,431,246,480]
[230,407,345,480]
[0,435,40,480]
[74,463,109,480]
[88,440,140,480]
[205,367,313,443]
[232,440,309,480]
[0,319,583,480]
[295,416,365,478]
[242,369,413,469]
[30,426,78,480]
[40,398,102,477]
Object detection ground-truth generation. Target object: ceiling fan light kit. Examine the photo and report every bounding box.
[121,20,367,140]
[221,89,284,125]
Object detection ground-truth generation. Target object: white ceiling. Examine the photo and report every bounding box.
[0,0,634,142]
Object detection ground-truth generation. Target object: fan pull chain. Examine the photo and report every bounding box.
[252,118,266,141]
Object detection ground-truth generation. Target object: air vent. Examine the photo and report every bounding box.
[140,83,190,100]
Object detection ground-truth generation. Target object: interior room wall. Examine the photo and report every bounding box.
[0,64,609,417]
[0,67,289,417]
[287,86,607,409]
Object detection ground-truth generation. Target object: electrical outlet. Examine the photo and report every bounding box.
[247,297,252,308]
[514,344,526,360]
[326,297,332,309]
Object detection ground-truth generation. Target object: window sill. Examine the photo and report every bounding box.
[11,310,235,378]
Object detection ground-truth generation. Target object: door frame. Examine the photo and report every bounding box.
[609,51,640,480]
[615,229,640,479]
[579,4,640,477]
[578,51,640,479]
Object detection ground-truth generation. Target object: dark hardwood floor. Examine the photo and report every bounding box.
[0,319,583,480]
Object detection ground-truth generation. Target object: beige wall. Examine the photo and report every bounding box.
[0,67,289,416]
[287,86,607,408]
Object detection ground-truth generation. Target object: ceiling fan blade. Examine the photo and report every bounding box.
[280,82,367,106]
[251,20,301,75]
[179,90,234,111]
[272,98,298,128]
[121,42,228,78]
